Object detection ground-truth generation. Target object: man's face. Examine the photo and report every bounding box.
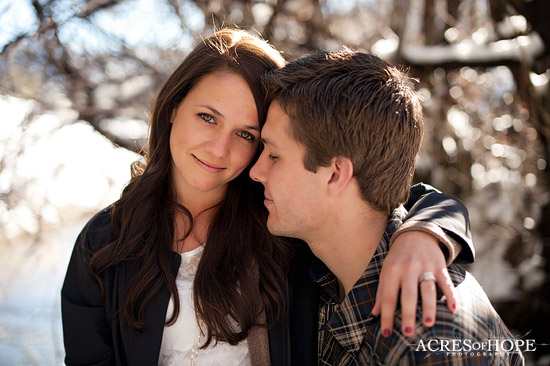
[250,101,325,240]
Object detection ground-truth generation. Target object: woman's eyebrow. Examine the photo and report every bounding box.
[198,104,224,117]
[198,104,259,131]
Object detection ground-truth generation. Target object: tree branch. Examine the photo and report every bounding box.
[76,0,122,19]
[401,33,544,66]
[262,0,285,41]
[80,107,145,153]
[0,33,27,57]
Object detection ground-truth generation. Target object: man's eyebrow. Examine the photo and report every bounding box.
[260,137,278,148]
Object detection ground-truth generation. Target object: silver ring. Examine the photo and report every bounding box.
[419,272,436,283]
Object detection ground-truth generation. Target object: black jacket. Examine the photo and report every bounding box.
[62,207,182,365]
[267,183,473,366]
[61,183,473,365]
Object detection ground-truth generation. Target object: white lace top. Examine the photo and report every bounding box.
[158,245,250,366]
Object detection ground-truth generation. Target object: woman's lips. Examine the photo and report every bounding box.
[192,155,225,173]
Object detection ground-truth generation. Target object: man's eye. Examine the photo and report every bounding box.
[199,113,215,123]
[238,131,255,141]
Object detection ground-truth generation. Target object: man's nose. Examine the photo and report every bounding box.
[250,152,266,183]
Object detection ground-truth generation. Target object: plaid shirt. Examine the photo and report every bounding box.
[311,206,525,366]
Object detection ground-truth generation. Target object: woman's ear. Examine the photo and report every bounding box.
[326,156,354,197]
[170,110,175,124]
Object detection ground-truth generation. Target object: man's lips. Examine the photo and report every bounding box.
[192,154,225,172]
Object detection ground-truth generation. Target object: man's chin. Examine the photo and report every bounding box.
[267,219,286,237]
[268,221,301,241]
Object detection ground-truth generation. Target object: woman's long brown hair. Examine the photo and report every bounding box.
[89,28,293,346]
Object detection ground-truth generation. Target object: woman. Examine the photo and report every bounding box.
[61,28,473,366]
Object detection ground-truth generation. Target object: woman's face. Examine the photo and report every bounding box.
[169,71,260,200]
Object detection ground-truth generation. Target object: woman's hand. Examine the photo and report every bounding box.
[371,230,457,337]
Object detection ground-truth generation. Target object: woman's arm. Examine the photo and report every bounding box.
[401,182,474,263]
[61,210,115,365]
[371,183,473,337]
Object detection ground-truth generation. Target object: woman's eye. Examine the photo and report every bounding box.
[238,131,255,141]
[199,113,215,123]
[268,154,278,161]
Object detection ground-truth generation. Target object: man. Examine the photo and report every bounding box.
[251,49,524,365]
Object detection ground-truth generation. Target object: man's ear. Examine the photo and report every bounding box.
[326,156,354,197]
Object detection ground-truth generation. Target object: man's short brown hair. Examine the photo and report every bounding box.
[262,49,423,213]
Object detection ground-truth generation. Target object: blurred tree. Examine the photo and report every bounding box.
[1,0,549,362]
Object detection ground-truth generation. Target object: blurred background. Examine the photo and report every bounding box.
[0,0,549,365]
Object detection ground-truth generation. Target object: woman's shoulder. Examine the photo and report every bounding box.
[86,205,114,229]
[77,205,117,252]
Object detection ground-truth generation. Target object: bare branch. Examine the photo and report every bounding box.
[31,0,45,19]
[0,33,27,57]
[80,107,145,153]
[166,0,187,29]
[262,0,286,41]
[509,0,550,56]
[401,33,544,66]
[76,0,122,19]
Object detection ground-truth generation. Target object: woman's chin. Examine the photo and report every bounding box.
[189,180,228,195]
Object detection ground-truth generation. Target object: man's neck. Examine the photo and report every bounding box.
[307,208,388,300]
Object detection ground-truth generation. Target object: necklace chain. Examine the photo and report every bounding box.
[190,317,204,366]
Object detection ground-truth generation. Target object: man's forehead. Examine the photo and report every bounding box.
[261,101,294,145]
[260,135,278,149]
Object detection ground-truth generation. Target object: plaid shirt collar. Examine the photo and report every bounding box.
[309,206,407,353]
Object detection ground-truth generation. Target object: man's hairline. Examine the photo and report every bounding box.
[269,97,391,213]
[268,97,355,175]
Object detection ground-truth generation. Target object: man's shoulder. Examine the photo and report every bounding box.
[366,265,524,365]
[416,266,515,341]
[446,264,500,322]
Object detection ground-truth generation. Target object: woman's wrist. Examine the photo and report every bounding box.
[391,221,462,266]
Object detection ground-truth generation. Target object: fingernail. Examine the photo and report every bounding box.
[383,329,391,338]
[425,317,433,324]
[405,326,412,334]
[452,302,456,310]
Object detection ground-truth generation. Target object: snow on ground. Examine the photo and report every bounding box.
[0,96,139,365]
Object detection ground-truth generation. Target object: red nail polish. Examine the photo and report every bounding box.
[452,302,456,310]
[425,317,433,323]
[405,326,412,334]
[383,329,391,338]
